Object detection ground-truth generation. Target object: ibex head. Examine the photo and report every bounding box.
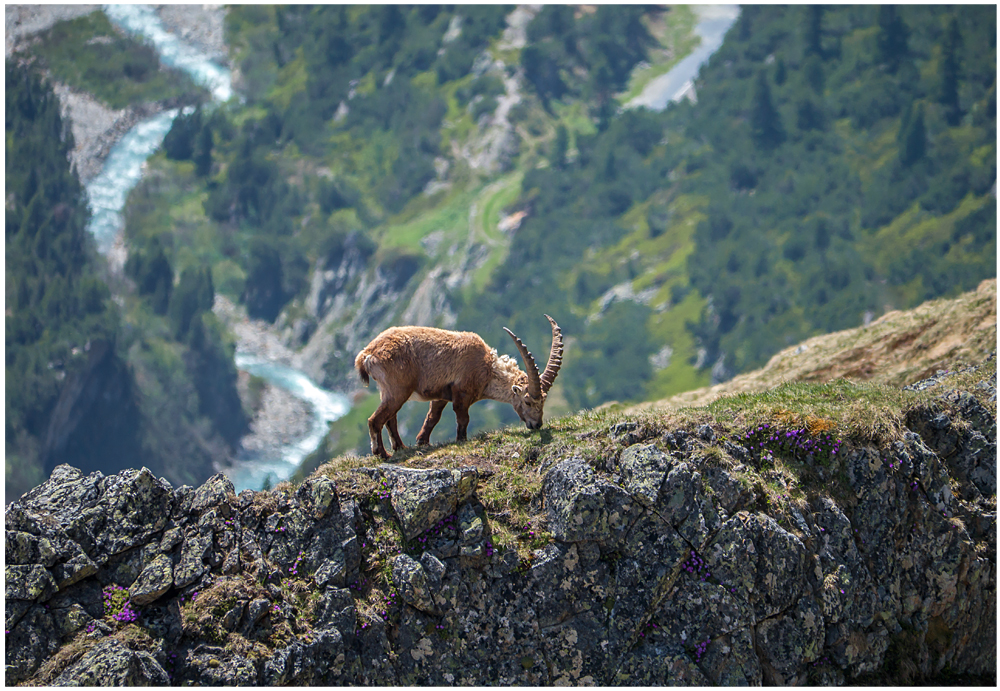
[504,314,564,430]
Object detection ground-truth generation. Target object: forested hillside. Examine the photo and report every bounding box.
[458,4,996,410]
[9,6,995,492]
[6,64,125,495]
[6,20,245,499]
[674,5,996,376]
[123,4,995,450]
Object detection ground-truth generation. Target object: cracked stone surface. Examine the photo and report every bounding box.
[5,363,996,685]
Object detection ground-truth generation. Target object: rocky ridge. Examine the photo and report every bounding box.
[5,358,995,685]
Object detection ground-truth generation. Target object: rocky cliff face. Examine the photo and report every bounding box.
[39,340,145,480]
[5,361,995,685]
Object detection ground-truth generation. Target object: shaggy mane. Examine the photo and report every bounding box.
[491,349,523,378]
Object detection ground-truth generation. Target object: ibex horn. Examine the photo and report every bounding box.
[540,314,563,393]
[504,326,542,399]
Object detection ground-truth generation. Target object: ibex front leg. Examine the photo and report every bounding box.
[452,392,471,442]
[416,400,448,446]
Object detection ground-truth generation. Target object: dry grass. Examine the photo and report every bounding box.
[631,279,996,412]
[23,631,94,686]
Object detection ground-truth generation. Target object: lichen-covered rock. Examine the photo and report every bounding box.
[296,475,340,519]
[391,553,443,615]
[706,512,809,622]
[757,596,826,681]
[263,628,346,684]
[6,531,58,567]
[5,363,995,686]
[51,637,169,686]
[6,564,58,602]
[187,649,259,685]
[543,457,638,546]
[4,604,61,682]
[607,509,686,646]
[312,587,356,637]
[173,531,213,588]
[72,467,175,561]
[190,473,236,516]
[614,641,712,685]
[129,554,173,606]
[384,466,478,540]
[618,443,671,506]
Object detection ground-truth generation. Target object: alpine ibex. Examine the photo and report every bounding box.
[355,315,563,458]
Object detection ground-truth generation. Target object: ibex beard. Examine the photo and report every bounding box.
[355,315,563,459]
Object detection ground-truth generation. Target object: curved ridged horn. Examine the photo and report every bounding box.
[503,326,542,399]
[540,314,563,393]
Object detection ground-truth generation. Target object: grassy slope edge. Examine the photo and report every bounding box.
[629,278,996,413]
[302,279,996,574]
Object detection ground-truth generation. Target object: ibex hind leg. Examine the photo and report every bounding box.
[386,414,406,452]
[368,398,403,459]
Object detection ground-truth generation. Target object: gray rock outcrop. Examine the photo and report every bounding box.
[5,366,995,685]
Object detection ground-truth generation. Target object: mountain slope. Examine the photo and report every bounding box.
[630,278,997,412]
[123,5,994,421]
[7,299,995,685]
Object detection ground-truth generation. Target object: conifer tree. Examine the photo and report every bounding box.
[939,16,962,126]
[898,102,926,167]
[877,5,909,73]
[749,69,784,150]
[194,123,214,177]
[552,124,568,168]
[804,5,824,57]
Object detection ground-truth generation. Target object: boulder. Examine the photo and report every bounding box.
[51,637,169,686]
[384,466,477,540]
[542,457,637,547]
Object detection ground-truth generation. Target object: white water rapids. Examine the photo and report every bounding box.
[87,5,348,492]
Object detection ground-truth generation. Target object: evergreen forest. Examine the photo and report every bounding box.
[6,56,246,499]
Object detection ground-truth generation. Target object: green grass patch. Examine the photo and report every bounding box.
[705,379,920,448]
[123,153,228,279]
[644,289,712,400]
[468,171,523,293]
[861,193,996,307]
[378,184,478,254]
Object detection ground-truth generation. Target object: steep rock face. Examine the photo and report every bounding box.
[5,369,995,685]
[291,248,414,390]
[40,340,145,480]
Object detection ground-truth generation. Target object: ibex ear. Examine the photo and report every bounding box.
[512,384,524,395]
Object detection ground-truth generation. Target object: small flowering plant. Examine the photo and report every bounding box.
[691,637,711,662]
[511,518,549,551]
[102,584,139,625]
[743,423,841,467]
[408,514,459,552]
[288,550,305,578]
[355,585,401,632]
